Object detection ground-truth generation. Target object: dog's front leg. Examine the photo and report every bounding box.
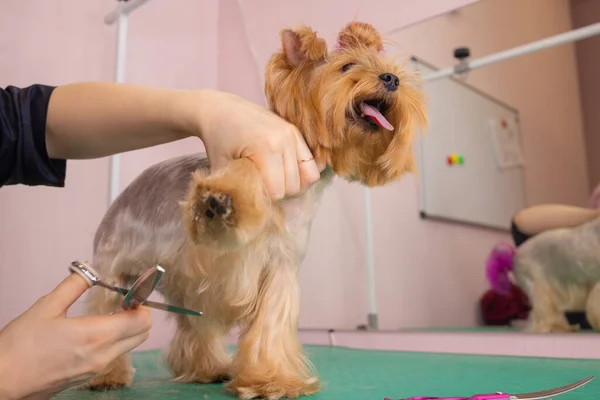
[165,315,232,384]
[226,264,321,399]
[181,158,275,252]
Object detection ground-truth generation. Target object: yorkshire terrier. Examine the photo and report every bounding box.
[487,216,600,333]
[84,21,427,399]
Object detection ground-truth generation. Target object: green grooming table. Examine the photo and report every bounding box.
[403,326,598,333]
[54,345,599,399]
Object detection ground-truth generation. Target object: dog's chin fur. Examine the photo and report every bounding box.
[512,216,600,334]
[84,21,427,399]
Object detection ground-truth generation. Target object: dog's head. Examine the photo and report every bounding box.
[265,21,428,187]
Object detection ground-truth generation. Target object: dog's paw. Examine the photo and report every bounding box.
[527,320,579,334]
[198,190,235,226]
[86,368,132,391]
[226,374,321,399]
[170,359,232,385]
[186,181,239,236]
[173,369,232,385]
[183,167,275,248]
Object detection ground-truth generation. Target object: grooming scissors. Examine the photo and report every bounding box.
[385,376,594,400]
[69,260,203,316]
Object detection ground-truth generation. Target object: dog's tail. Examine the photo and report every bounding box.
[485,242,516,296]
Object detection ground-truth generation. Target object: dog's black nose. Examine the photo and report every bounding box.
[379,73,399,91]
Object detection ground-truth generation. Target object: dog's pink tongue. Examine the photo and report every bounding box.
[360,102,394,131]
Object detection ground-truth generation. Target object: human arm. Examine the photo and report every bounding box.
[1,82,321,198]
[513,204,600,236]
[0,274,152,400]
[44,82,199,160]
[44,82,321,198]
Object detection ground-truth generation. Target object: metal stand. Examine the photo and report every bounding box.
[363,187,379,329]
[423,22,600,82]
[104,0,153,206]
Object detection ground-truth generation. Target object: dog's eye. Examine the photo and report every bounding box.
[341,63,355,72]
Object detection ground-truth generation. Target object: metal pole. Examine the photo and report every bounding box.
[108,12,129,205]
[424,22,600,82]
[104,0,151,25]
[363,187,378,329]
[104,0,153,206]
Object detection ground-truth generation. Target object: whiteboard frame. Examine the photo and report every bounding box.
[410,56,526,232]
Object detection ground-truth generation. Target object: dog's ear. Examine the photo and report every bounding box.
[281,26,328,67]
[337,21,383,52]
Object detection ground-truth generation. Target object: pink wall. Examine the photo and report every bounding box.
[2,0,588,352]
[570,0,600,190]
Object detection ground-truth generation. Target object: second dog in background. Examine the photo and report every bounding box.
[85,21,427,399]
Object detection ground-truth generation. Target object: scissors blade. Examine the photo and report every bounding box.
[512,376,594,399]
[142,299,203,316]
[123,265,165,308]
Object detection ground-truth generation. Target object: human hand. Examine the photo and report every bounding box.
[193,90,323,200]
[0,273,152,400]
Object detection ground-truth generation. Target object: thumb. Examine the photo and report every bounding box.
[205,147,231,173]
[43,273,91,316]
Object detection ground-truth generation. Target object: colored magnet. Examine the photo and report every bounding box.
[447,153,465,166]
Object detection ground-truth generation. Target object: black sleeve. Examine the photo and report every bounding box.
[0,84,67,188]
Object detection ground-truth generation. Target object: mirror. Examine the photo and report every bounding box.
[373,0,600,334]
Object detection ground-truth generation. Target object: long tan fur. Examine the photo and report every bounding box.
[84,21,427,399]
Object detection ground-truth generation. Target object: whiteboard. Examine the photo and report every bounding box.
[410,57,526,230]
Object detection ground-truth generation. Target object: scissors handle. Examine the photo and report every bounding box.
[392,396,508,400]
[388,376,595,400]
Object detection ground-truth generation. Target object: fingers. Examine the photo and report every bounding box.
[94,307,153,342]
[255,128,319,199]
[104,321,151,361]
[253,154,285,200]
[282,140,301,197]
[293,130,321,190]
[43,273,91,316]
[67,309,152,379]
